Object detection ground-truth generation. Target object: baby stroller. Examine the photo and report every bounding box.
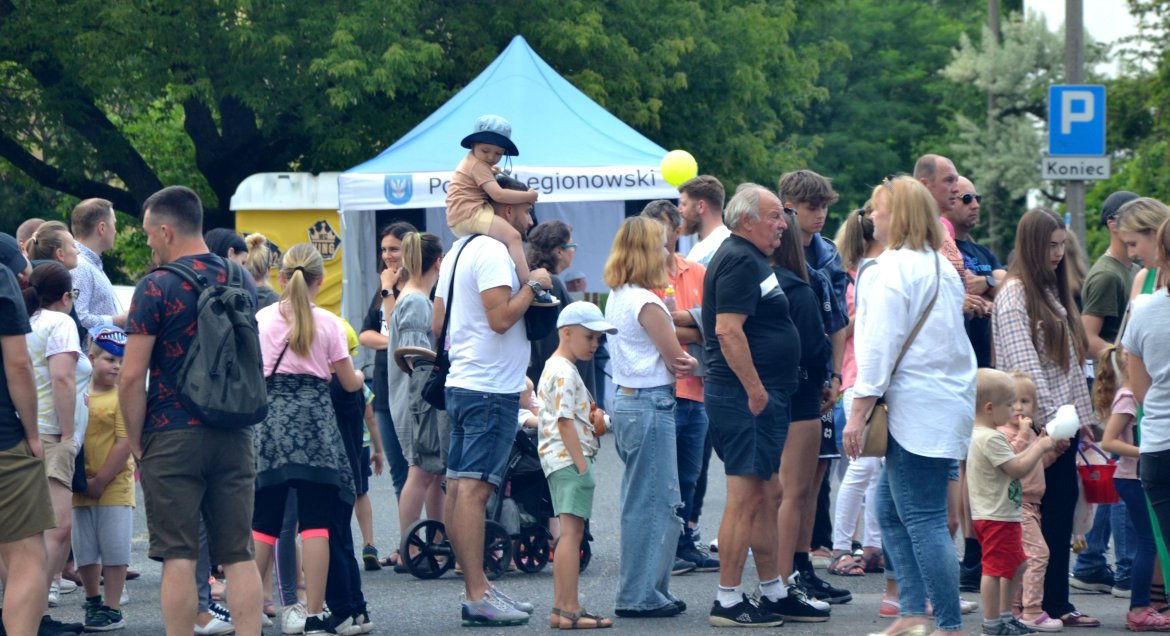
[399,428,593,580]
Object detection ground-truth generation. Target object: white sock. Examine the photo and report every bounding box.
[717,585,743,608]
[759,577,788,602]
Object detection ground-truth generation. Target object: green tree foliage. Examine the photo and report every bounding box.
[788,0,979,223]
[0,0,830,230]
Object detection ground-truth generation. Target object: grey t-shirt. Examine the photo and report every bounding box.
[1123,288,1170,454]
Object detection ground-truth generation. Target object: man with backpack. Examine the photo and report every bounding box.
[120,186,265,636]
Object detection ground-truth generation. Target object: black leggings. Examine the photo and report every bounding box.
[1141,449,1170,570]
[253,480,337,537]
[1040,444,1079,618]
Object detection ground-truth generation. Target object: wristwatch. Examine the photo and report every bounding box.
[985,275,997,289]
[380,288,391,298]
[524,279,543,296]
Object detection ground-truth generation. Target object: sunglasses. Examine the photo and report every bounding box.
[960,193,982,205]
[562,243,577,250]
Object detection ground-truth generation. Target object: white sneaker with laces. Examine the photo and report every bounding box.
[58,578,78,594]
[120,587,130,605]
[47,582,60,608]
[959,598,978,614]
[194,617,235,636]
[281,603,307,634]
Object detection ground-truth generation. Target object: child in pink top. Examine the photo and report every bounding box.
[997,372,1062,631]
[1098,345,1169,631]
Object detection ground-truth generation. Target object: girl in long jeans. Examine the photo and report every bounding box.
[993,208,1099,628]
[842,177,975,636]
[603,217,697,616]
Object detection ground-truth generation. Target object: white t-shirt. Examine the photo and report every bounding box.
[685,225,731,267]
[435,236,528,394]
[1123,288,1170,453]
[605,285,674,388]
[28,310,92,443]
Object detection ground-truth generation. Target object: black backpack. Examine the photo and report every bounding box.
[159,258,268,428]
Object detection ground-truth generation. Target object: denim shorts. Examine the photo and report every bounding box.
[444,388,519,487]
[705,381,789,479]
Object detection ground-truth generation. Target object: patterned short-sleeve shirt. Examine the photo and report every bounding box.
[536,356,597,476]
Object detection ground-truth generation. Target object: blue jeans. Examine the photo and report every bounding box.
[613,385,682,611]
[1072,500,1134,581]
[876,436,961,631]
[1114,479,1155,608]
[675,397,708,550]
[444,388,519,487]
[374,408,407,499]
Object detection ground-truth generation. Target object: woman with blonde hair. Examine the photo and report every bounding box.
[992,207,1099,628]
[25,221,80,270]
[603,216,697,617]
[243,233,279,308]
[842,176,975,636]
[253,243,364,634]
[1117,197,1170,297]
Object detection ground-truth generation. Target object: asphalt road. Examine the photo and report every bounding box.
[48,438,1138,635]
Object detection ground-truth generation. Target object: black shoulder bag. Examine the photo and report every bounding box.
[422,235,481,410]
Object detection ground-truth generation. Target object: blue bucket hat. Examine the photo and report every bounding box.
[89,324,126,357]
[460,114,520,157]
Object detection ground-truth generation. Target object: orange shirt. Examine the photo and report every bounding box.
[668,254,706,403]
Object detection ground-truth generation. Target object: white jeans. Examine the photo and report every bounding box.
[832,388,883,550]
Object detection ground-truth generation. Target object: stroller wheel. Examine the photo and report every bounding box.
[483,520,512,581]
[513,527,553,573]
[399,519,454,579]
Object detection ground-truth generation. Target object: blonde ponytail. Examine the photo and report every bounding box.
[243,233,272,284]
[279,243,324,357]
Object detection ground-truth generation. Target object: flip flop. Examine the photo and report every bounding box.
[393,346,436,375]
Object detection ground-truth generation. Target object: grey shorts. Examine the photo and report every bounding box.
[71,505,133,567]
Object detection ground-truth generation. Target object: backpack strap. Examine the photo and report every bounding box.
[434,235,483,353]
[158,260,208,293]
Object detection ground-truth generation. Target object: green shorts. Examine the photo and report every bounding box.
[547,458,595,520]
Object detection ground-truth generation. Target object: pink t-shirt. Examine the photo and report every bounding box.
[841,270,860,389]
[257,303,349,381]
[1112,388,1139,480]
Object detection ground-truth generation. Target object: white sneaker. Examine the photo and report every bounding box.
[281,603,307,634]
[709,538,719,553]
[58,578,78,595]
[261,613,273,627]
[194,617,235,635]
[959,598,978,614]
[119,587,130,605]
[48,582,60,608]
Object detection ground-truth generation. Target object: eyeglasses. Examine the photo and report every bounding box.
[562,243,577,250]
[782,207,796,215]
[67,289,80,299]
[960,193,982,205]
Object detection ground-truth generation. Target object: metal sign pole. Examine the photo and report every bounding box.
[1065,0,1087,246]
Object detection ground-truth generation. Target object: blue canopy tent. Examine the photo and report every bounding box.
[338,35,676,331]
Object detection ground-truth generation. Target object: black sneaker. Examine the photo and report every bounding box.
[709,594,784,627]
[758,586,831,623]
[362,544,381,571]
[792,569,852,604]
[1113,576,1133,598]
[1070,567,1115,594]
[40,616,84,634]
[677,543,720,572]
[671,558,696,576]
[207,602,231,623]
[960,561,982,592]
[304,615,331,635]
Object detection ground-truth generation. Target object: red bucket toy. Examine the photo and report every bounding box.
[1077,442,1120,505]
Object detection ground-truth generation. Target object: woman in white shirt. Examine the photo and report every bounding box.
[23,261,91,606]
[842,176,975,636]
[603,216,697,617]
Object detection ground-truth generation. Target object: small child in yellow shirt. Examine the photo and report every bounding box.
[537,302,614,629]
[449,115,553,304]
[72,325,134,631]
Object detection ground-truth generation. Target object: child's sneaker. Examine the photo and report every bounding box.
[1126,606,1170,632]
[85,606,126,632]
[361,545,381,571]
[461,590,530,626]
[281,603,307,634]
[530,289,560,307]
[303,614,330,635]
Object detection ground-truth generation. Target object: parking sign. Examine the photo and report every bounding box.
[1048,85,1106,156]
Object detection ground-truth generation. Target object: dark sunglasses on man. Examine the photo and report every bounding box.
[960,193,982,205]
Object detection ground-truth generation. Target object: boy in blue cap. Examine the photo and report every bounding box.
[447,114,553,304]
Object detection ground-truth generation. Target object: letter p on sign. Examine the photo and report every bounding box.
[1048,85,1106,156]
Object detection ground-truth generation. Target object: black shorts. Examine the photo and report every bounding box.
[705,381,790,480]
[789,378,823,423]
[357,446,371,495]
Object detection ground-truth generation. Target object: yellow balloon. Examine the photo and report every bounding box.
[660,150,698,187]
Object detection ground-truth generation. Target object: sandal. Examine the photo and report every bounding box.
[378,550,401,568]
[1060,611,1101,627]
[861,549,885,573]
[550,607,613,629]
[828,552,865,577]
